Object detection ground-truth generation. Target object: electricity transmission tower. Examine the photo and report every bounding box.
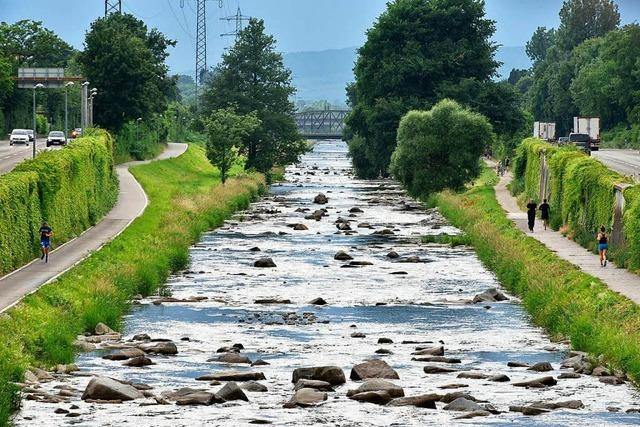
[220,7,251,39]
[192,0,223,108]
[104,0,122,16]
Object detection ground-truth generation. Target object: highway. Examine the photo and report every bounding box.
[0,139,60,175]
[592,149,640,180]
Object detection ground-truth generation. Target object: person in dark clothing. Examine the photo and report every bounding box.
[39,222,53,263]
[597,225,608,267]
[539,199,550,230]
[526,199,537,232]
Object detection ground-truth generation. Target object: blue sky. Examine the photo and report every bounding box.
[0,0,639,74]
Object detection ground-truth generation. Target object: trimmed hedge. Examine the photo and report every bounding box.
[0,130,118,275]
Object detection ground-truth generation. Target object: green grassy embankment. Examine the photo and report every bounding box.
[434,167,640,385]
[0,144,264,426]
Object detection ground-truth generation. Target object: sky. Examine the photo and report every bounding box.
[0,0,639,74]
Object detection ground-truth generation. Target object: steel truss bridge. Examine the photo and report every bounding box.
[294,110,349,139]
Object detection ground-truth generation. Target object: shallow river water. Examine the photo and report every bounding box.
[17,140,640,426]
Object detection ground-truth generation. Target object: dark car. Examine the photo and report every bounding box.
[46,131,66,147]
[569,133,591,153]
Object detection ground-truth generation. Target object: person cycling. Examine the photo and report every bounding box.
[597,225,608,267]
[39,222,53,263]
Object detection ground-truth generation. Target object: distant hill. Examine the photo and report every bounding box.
[283,46,531,103]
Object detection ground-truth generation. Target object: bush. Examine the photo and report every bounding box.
[0,130,118,275]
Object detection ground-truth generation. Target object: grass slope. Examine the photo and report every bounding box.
[0,145,264,426]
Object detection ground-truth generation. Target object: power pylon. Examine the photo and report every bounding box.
[194,0,223,108]
[220,7,251,39]
[104,0,122,16]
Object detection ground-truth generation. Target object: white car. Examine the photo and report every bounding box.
[46,131,66,147]
[9,129,30,146]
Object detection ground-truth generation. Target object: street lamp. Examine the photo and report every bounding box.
[32,83,45,158]
[81,81,89,131]
[88,88,98,127]
[64,82,74,143]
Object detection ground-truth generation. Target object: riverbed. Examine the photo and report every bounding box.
[16,140,640,426]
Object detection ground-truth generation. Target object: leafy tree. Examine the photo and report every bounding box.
[526,27,556,63]
[390,99,493,198]
[345,0,499,177]
[507,68,529,86]
[202,19,305,173]
[0,20,74,67]
[79,13,176,131]
[205,108,261,184]
[556,0,619,51]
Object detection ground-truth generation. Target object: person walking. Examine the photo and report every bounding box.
[526,199,537,232]
[39,221,53,263]
[539,199,550,230]
[597,225,608,267]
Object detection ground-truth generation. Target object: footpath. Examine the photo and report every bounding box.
[0,143,188,313]
[494,169,640,305]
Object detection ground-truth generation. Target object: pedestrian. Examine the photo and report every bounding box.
[539,199,550,230]
[597,225,608,267]
[39,221,53,263]
[526,199,537,232]
[504,157,510,169]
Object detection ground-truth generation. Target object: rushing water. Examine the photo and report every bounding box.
[17,140,640,426]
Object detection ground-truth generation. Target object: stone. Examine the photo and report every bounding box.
[423,365,457,374]
[375,349,393,355]
[349,391,392,405]
[444,397,482,412]
[241,381,268,392]
[292,224,308,231]
[457,372,488,380]
[510,405,550,416]
[349,207,364,213]
[132,333,151,341]
[208,353,252,364]
[162,388,208,401]
[252,360,270,367]
[472,288,508,303]
[254,298,291,304]
[254,258,277,268]
[334,251,353,261]
[507,361,530,368]
[441,392,479,404]
[309,297,327,305]
[412,356,461,364]
[81,377,144,401]
[346,379,404,398]
[530,400,584,410]
[438,384,469,389]
[175,392,219,406]
[313,194,328,204]
[337,222,352,231]
[377,338,393,344]
[454,410,491,420]
[284,388,328,408]
[102,348,145,361]
[358,223,373,229]
[292,366,346,385]
[30,368,53,381]
[216,382,248,402]
[592,366,611,377]
[95,323,116,335]
[387,393,440,408]
[527,362,553,372]
[55,364,79,374]
[488,374,510,382]
[351,332,366,338]
[249,247,261,252]
[513,376,557,388]
[123,356,154,367]
[72,339,96,352]
[412,346,444,356]
[54,408,69,414]
[558,372,581,379]
[386,251,400,259]
[138,341,178,355]
[350,359,399,380]
[373,229,394,235]
[294,379,334,392]
[599,376,625,385]
[349,261,373,266]
[196,371,266,382]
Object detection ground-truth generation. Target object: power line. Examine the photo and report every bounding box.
[220,6,251,39]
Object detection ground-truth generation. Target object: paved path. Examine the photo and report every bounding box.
[494,169,640,305]
[592,149,640,181]
[0,143,188,313]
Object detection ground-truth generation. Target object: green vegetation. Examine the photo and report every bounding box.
[0,144,264,425]
[0,130,117,275]
[390,99,494,198]
[435,167,640,390]
[421,233,472,247]
[202,19,306,173]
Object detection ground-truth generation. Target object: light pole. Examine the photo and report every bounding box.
[88,88,98,127]
[64,82,74,143]
[32,83,45,158]
[81,81,89,131]
[135,118,143,159]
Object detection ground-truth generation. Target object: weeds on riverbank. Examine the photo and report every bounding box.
[421,233,472,247]
[0,145,264,426]
[436,168,640,384]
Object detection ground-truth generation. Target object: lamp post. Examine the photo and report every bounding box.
[64,82,74,143]
[80,82,89,131]
[32,83,45,158]
[88,88,98,127]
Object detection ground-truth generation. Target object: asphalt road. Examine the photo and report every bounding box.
[0,139,61,175]
[592,149,640,180]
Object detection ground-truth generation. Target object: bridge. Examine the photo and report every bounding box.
[294,109,349,139]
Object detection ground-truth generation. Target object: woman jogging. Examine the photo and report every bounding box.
[539,199,550,230]
[526,199,537,232]
[597,225,608,267]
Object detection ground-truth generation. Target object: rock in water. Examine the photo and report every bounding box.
[215,382,248,402]
[284,388,328,408]
[293,224,308,231]
[309,297,327,306]
[527,362,553,372]
[294,379,334,392]
[472,288,508,303]
[386,251,400,259]
[423,365,457,374]
[513,376,557,388]
[208,353,252,364]
[291,366,346,385]
[350,360,400,380]
[241,381,268,393]
[95,322,116,335]
[196,371,266,382]
[378,337,393,344]
[254,258,277,268]
[123,356,154,367]
[387,394,441,408]
[349,207,364,213]
[81,377,144,401]
[334,251,353,261]
[175,392,219,406]
[102,348,145,361]
[313,193,329,204]
[348,391,392,405]
[138,341,178,355]
[346,379,404,398]
[443,397,482,412]
[412,346,444,356]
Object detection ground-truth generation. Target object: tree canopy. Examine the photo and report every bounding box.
[556,0,620,51]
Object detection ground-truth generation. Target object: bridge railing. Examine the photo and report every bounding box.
[295,109,349,138]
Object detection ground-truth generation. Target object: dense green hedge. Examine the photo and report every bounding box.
[0,130,118,275]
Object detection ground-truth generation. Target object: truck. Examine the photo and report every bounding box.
[570,116,600,153]
[533,122,556,141]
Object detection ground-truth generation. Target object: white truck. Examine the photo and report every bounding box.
[533,122,556,141]
[570,117,600,153]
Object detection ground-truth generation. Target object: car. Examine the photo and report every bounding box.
[26,129,34,142]
[70,128,82,139]
[46,131,66,147]
[569,133,591,153]
[558,136,569,144]
[9,129,30,146]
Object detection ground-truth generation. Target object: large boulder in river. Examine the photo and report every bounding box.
[137,341,178,355]
[309,297,327,306]
[513,376,557,388]
[527,362,553,372]
[349,390,392,405]
[208,353,252,364]
[81,377,144,401]
[196,371,266,382]
[215,382,248,402]
[254,257,277,268]
[350,359,399,380]
[334,251,353,261]
[294,379,334,392]
[443,397,483,412]
[175,391,220,406]
[313,193,329,204]
[293,224,308,231]
[472,288,508,303]
[292,366,346,385]
[387,393,441,408]
[102,348,145,361]
[284,388,328,408]
[347,379,404,398]
[95,323,116,335]
[412,346,444,356]
[123,356,154,367]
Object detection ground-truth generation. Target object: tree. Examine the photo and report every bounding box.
[390,99,494,198]
[202,19,306,173]
[345,0,499,177]
[526,27,556,64]
[0,20,74,67]
[79,13,176,131]
[205,108,261,184]
[556,0,619,51]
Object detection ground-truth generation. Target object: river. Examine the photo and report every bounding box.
[17,140,640,426]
